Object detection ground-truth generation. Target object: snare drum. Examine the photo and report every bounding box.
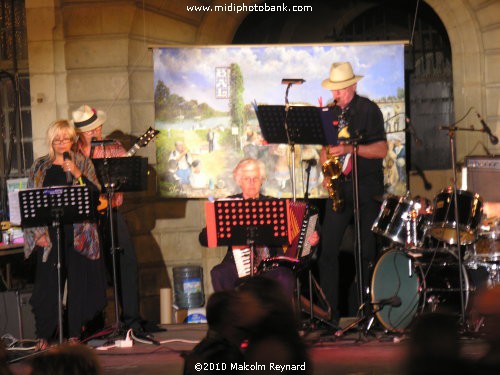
[430,188,483,245]
[371,248,470,332]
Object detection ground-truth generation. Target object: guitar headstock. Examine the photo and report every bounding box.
[135,127,160,148]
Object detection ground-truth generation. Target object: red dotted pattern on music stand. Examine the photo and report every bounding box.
[215,200,287,240]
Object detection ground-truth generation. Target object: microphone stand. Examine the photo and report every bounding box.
[349,134,370,340]
[283,83,297,201]
[439,124,480,329]
[52,209,64,344]
[334,133,370,340]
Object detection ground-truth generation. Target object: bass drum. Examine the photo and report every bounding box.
[371,249,470,332]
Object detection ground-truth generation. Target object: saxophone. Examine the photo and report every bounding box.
[322,145,344,212]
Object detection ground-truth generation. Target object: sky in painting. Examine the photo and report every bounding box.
[153,43,404,113]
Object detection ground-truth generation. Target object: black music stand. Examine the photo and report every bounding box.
[256,105,330,146]
[92,156,148,335]
[256,105,332,200]
[19,186,95,344]
[205,198,289,276]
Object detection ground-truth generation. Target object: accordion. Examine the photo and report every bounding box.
[285,200,319,259]
[204,199,318,277]
[258,201,319,275]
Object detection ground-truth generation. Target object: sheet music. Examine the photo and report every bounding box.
[8,190,22,226]
[7,178,28,226]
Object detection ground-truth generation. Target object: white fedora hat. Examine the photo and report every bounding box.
[71,104,106,132]
[321,62,363,90]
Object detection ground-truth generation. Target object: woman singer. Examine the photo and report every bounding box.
[23,120,107,350]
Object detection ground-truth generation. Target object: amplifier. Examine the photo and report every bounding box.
[0,290,36,339]
[465,156,500,202]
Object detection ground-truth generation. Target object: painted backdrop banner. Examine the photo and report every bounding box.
[153,43,406,198]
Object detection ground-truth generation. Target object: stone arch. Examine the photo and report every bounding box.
[425,0,485,157]
[195,0,259,44]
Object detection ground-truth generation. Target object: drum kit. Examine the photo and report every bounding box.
[370,187,499,332]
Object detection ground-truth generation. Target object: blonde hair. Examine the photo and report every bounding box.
[233,158,266,184]
[46,119,77,160]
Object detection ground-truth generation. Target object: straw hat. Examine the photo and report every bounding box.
[71,104,106,132]
[321,62,363,90]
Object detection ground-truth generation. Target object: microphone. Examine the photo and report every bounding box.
[302,159,317,167]
[91,139,114,145]
[281,78,305,85]
[63,152,72,184]
[371,296,402,308]
[406,117,423,147]
[476,112,499,145]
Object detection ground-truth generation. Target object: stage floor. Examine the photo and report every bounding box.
[8,320,489,375]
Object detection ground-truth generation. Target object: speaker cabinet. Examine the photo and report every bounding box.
[466,156,500,202]
[0,290,36,339]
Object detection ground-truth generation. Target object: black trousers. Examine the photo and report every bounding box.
[30,225,107,339]
[319,181,383,321]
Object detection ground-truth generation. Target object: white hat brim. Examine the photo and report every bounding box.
[73,110,107,132]
[321,75,363,90]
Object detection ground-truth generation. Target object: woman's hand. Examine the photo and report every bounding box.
[63,158,82,179]
[35,234,50,248]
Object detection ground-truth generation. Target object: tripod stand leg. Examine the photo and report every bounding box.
[108,202,122,333]
[55,221,64,344]
[298,273,332,324]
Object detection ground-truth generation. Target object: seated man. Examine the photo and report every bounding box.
[199,158,318,299]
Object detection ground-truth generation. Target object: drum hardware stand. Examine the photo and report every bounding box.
[334,302,377,339]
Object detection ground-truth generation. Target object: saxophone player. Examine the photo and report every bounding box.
[318,62,388,330]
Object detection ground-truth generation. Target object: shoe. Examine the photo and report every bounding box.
[126,318,166,333]
[141,320,166,333]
